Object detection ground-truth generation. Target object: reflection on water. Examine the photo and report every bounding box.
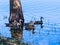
[0,23,60,45]
[10,28,23,41]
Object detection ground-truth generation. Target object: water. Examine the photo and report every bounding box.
[0,0,60,45]
[0,23,60,45]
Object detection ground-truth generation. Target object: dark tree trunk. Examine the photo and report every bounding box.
[9,0,24,24]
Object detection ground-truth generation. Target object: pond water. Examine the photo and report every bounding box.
[0,23,60,45]
[0,0,60,45]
